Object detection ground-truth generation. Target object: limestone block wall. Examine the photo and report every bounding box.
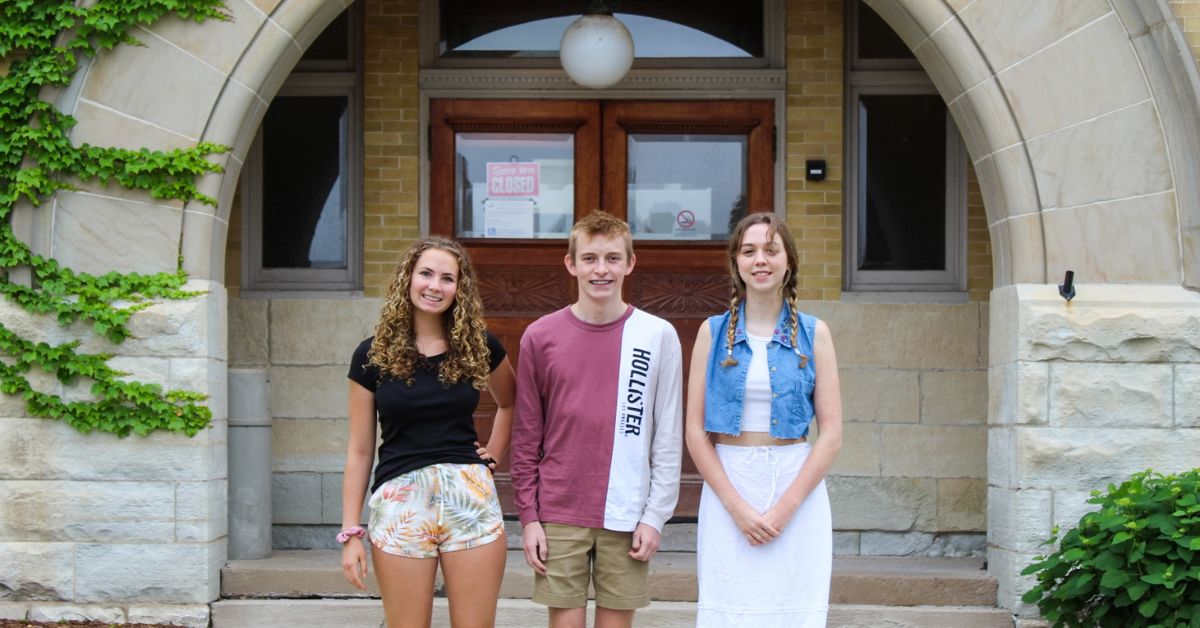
[231,296,990,556]
[810,300,989,556]
[229,297,379,549]
[987,285,1200,611]
[0,284,227,624]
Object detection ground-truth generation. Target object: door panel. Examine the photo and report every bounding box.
[602,99,775,230]
[430,98,774,518]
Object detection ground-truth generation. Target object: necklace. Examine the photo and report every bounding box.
[415,337,447,357]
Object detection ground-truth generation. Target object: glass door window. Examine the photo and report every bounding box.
[601,99,776,243]
[627,134,747,241]
[453,133,575,238]
[429,99,601,239]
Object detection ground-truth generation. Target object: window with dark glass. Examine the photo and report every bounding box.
[845,1,965,293]
[243,5,362,291]
[854,2,916,63]
[300,9,352,66]
[436,0,763,59]
[857,95,946,271]
[260,97,349,270]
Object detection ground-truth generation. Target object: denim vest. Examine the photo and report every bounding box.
[703,304,817,439]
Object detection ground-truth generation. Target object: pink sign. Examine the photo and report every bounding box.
[486,162,540,197]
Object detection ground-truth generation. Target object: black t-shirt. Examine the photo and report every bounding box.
[347,333,506,493]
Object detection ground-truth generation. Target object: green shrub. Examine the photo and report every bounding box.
[1022,468,1200,627]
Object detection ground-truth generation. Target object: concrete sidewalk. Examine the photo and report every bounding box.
[222,550,998,605]
[212,598,687,628]
[212,598,1018,627]
[215,550,1016,626]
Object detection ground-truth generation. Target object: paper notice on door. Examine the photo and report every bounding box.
[484,199,535,238]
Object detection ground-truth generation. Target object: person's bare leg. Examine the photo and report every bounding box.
[594,607,634,628]
[549,607,586,628]
[439,538,507,627]
[372,549,438,628]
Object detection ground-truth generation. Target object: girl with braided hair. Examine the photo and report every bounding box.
[339,236,515,628]
[684,212,843,627]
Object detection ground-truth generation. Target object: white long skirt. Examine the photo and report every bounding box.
[696,442,832,628]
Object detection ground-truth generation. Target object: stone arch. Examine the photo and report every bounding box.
[29,0,352,281]
[185,0,355,282]
[865,0,1200,612]
[868,0,1200,289]
[24,0,1200,616]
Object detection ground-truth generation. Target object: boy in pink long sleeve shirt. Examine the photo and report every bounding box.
[511,211,683,628]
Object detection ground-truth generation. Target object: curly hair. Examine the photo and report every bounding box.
[368,236,492,390]
[720,212,807,369]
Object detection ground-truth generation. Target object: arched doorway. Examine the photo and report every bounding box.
[11,0,1200,615]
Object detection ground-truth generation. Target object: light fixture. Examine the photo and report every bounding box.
[559,0,634,89]
[1059,270,1076,302]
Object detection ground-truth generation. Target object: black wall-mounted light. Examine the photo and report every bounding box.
[1059,270,1076,302]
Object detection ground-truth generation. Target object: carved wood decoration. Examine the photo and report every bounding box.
[631,272,729,316]
[478,268,571,315]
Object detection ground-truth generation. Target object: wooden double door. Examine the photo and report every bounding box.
[429,98,775,518]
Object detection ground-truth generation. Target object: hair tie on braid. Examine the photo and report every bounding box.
[786,300,807,369]
[720,295,740,367]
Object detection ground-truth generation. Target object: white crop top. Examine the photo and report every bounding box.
[740,331,773,432]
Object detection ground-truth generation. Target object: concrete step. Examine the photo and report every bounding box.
[222,550,996,607]
[212,598,1015,628]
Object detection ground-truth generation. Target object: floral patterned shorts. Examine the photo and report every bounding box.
[367,463,504,558]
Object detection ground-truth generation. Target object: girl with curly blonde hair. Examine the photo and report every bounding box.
[339,236,515,628]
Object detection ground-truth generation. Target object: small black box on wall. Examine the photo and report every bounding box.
[805,159,826,182]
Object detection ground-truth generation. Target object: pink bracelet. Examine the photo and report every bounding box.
[336,526,366,544]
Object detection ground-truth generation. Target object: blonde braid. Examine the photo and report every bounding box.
[785,284,809,369]
[721,295,740,367]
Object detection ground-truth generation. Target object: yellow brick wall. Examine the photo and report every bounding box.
[785,0,845,301]
[1172,0,1200,60]
[965,167,991,301]
[783,0,991,301]
[227,0,992,301]
[225,183,241,296]
[362,0,421,296]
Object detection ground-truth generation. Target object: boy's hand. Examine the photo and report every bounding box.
[629,523,661,561]
[522,521,549,575]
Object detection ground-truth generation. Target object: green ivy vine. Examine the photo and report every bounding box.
[0,0,230,437]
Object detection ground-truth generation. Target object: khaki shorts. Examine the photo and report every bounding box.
[533,523,650,610]
[367,463,503,558]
